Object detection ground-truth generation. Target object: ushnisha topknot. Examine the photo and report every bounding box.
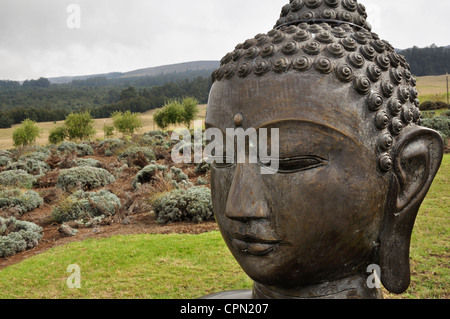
[211,0,422,173]
[275,0,371,31]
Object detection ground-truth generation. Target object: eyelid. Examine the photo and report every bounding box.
[211,155,235,169]
[261,155,327,174]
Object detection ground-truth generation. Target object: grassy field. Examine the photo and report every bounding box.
[416,74,450,103]
[0,104,208,150]
[0,155,448,299]
[0,232,253,299]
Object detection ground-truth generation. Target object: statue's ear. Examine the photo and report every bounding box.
[379,125,444,294]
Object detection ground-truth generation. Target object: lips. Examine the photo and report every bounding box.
[228,232,281,256]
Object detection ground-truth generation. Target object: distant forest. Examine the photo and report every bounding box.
[0,70,214,128]
[400,44,450,76]
[0,45,448,129]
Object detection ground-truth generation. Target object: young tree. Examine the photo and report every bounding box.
[103,124,115,138]
[111,111,143,137]
[181,97,199,129]
[12,119,40,147]
[48,126,67,144]
[64,112,96,141]
[152,100,184,130]
[153,109,168,130]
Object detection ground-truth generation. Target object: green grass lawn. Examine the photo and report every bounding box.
[0,155,448,299]
[0,232,253,299]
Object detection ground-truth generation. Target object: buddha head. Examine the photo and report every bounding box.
[206,0,444,298]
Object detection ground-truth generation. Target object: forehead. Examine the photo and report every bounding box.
[206,73,373,146]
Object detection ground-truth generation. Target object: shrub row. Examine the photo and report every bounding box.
[132,164,167,189]
[5,158,50,177]
[52,190,121,223]
[419,101,450,111]
[421,115,450,147]
[56,166,116,192]
[0,187,43,215]
[153,186,214,224]
[0,170,37,189]
[57,142,93,156]
[0,217,43,258]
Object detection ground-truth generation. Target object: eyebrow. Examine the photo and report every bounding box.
[205,119,362,147]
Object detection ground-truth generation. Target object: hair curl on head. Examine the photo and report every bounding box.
[212,2,423,173]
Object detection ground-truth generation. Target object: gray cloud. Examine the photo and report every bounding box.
[0,0,448,80]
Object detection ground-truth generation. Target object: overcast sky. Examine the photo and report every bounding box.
[0,0,448,81]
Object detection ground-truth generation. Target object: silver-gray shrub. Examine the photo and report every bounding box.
[56,167,116,192]
[0,188,43,215]
[98,138,127,156]
[5,158,50,177]
[153,186,214,224]
[57,141,94,156]
[118,146,155,163]
[75,158,102,168]
[131,164,167,189]
[0,150,12,158]
[0,156,11,167]
[140,130,172,149]
[0,170,37,189]
[18,148,51,162]
[52,190,121,223]
[168,167,189,183]
[0,217,43,258]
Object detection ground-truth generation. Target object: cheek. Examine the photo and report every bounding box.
[210,168,234,220]
[267,163,388,249]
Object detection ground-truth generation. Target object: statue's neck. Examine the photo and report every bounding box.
[252,274,383,299]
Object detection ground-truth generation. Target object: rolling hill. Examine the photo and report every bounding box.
[48,61,220,84]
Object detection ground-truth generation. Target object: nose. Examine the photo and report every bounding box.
[225,163,270,221]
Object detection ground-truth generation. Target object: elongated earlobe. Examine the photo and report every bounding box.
[380,126,444,294]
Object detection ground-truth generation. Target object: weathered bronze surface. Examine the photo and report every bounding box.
[203,0,444,299]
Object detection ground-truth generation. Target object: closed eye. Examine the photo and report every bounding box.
[261,156,327,174]
[211,155,235,169]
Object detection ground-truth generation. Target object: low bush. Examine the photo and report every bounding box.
[118,147,155,165]
[56,167,116,192]
[422,116,450,147]
[131,164,167,189]
[76,143,94,156]
[57,142,94,156]
[152,186,214,224]
[0,151,12,158]
[0,187,43,215]
[168,167,189,183]
[5,158,50,177]
[75,158,102,168]
[98,138,127,156]
[194,159,211,174]
[52,190,121,223]
[196,177,208,186]
[0,156,11,167]
[419,101,449,111]
[18,148,51,162]
[139,130,172,149]
[0,170,37,189]
[0,217,43,258]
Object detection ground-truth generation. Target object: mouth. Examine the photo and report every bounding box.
[227,232,281,256]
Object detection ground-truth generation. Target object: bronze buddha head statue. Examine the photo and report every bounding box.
[205,0,444,299]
